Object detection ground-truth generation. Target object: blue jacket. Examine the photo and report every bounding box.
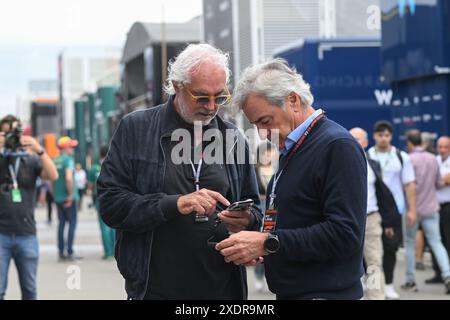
[264,117,367,299]
[97,100,263,300]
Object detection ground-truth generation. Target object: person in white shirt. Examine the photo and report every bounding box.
[427,136,450,284]
[367,121,416,299]
[74,163,87,210]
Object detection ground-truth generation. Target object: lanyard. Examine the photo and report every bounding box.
[8,158,21,190]
[374,147,392,173]
[268,113,325,210]
[189,155,203,192]
[189,154,210,223]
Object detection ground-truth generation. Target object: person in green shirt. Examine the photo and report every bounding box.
[53,136,79,261]
[88,145,115,259]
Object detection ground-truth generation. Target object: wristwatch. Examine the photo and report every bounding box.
[264,233,280,254]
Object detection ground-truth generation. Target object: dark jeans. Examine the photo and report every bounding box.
[56,202,77,256]
[382,220,403,284]
[0,232,39,300]
[431,203,450,276]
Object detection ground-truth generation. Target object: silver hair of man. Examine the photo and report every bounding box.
[232,58,314,110]
[163,43,231,96]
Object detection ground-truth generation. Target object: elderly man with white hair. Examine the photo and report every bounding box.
[97,44,262,300]
[215,59,367,300]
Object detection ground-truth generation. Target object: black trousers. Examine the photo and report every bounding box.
[46,190,54,222]
[431,203,450,276]
[382,220,403,284]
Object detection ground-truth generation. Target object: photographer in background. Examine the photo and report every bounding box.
[0,115,58,300]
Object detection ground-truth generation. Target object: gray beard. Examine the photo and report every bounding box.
[178,99,217,126]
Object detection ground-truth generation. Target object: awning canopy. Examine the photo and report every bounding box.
[122,17,202,63]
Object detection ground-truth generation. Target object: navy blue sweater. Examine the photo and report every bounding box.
[264,117,367,300]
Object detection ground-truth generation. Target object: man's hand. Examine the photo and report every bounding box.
[177,188,230,216]
[215,231,268,265]
[218,209,252,233]
[384,227,394,238]
[406,210,417,226]
[64,196,73,208]
[443,173,450,186]
[20,135,43,154]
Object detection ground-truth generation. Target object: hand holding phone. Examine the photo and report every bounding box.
[218,199,254,233]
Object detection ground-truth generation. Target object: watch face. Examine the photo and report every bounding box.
[265,235,280,253]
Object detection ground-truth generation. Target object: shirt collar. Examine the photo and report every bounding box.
[411,146,425,153]
[281,108,323,156]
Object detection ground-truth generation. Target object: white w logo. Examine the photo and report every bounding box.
[374,90,393,106]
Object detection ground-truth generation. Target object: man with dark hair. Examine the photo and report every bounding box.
[405,129,422,146]
[367,120,416,299]
[0,115,58,299]
[403,130,450,294]
[88,145,115,259]
[373,120,393,134]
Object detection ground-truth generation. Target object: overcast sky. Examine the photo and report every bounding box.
[0,0,202,117]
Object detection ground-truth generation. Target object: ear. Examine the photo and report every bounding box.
[362,139,369,149]
[173,81,181,94]
[288,92,302,112]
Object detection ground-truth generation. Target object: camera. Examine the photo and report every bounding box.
[4,124,23,152]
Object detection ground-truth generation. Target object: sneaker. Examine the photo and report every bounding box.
[67,255,83,261]
[415,262,426,271]
[444,277,450,294]
[384,284,400,299]
[425,274,443,284]
[401,281,419,292]
[58,254,67,262]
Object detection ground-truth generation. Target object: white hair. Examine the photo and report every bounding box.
[232,58,314,110]
[350,127,368,140]
[163,43,231,95]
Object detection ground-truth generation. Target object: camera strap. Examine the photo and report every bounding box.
[8,158,22,203]
[8,158,21,189]
[189,154,209,223]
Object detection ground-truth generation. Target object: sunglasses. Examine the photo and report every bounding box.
[184,86,231,107]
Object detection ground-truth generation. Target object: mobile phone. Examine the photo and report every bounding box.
[226,199,254,211]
